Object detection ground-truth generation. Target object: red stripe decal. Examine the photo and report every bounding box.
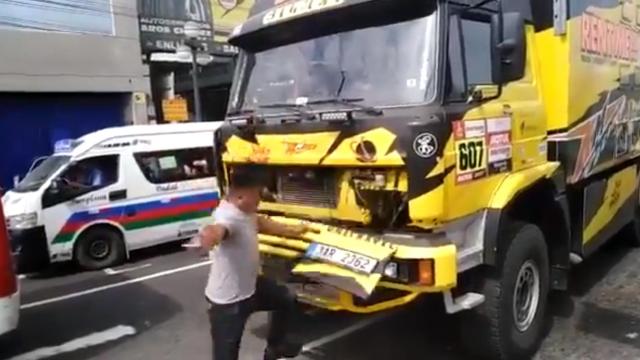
[59,199,219,234]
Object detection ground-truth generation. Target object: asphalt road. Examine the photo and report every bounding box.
[1,238,639,360]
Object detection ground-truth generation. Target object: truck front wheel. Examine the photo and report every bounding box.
[461,222,550,360]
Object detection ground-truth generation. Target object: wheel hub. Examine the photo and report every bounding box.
[89,239,110,259]
[513,260,540,332]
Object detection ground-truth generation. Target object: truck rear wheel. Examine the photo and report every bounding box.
[621,205,640,247]
[74,227,126,271]
[461,222,549,360]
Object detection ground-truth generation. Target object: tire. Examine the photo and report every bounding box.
[461,222,550,360]
[620,205,640,247]
[74,227,126,270]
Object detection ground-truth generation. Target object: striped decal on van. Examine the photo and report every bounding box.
[52,192,220,244]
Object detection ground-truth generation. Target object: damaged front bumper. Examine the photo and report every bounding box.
[259,217,462,314]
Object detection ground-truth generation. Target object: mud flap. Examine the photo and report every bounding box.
[277,222,396,299]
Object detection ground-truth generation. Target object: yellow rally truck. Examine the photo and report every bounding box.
[214,0,640,358]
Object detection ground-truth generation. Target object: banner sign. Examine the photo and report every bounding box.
[138,0,215,54]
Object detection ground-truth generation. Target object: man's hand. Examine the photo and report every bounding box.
[287,223,313,237]
[199,224,228,250]
[258,217,317,238]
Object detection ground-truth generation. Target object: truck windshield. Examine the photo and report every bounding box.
[13,155,70,193]
[229,13,437,114]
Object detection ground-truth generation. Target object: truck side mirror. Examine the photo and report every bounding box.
[491,12,526,84]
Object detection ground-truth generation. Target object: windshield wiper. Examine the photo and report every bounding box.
[308,70,383,116]
[307,98,383,116]
[258,103,316,120]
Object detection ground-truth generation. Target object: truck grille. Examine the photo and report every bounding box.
[275,168,337,208]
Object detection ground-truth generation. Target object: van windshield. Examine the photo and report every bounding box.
[14,156,70,193]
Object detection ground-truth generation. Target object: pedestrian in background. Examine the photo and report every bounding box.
[197,168,311,360]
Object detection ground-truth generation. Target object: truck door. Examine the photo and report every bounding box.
[41,154,125,263]
[444,9,546,219]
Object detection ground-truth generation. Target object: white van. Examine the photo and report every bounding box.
[2,122,222,272]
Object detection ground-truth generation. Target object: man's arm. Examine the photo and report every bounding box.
[198,223,229,250]
[257,216,310,238]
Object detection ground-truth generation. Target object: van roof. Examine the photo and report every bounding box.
[58,122,223,157]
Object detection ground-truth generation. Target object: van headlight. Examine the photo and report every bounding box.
[7,213,38,230]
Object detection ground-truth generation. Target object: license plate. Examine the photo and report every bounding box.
[305,243,377,274]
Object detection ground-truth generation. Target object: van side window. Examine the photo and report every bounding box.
[134,147,215,184]
[61,156,119,189]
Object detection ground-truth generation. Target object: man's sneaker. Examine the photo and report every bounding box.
[263,342,303,360]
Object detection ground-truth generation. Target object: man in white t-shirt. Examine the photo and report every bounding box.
[198,169,310,360]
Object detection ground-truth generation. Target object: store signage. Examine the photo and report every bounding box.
[162,98,189,122]
[138,0,215,54]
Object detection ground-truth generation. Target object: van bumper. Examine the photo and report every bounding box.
[9,226,50,273]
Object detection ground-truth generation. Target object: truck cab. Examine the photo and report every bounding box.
[216,0,640,358]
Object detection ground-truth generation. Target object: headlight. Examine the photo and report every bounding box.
[7,213,38,230]
[383,262,399,279]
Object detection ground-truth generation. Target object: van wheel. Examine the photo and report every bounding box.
[74,227,125,270]
[461,222,549,360]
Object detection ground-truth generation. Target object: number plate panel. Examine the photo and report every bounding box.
[305,243,378,274]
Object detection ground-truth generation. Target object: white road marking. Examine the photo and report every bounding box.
[626,332,639,340]
[21,260,212,310]
[301,312,394,352]
[104,263,152,275]
[7,325,136,360]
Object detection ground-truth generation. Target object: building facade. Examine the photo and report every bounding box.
[0,0,150,189]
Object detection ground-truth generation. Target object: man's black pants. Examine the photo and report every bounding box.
[207,277,298,360]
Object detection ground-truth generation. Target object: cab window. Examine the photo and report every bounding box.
[446,14,493,101]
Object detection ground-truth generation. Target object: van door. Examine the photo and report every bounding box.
[41,154,124,264]
[123,146,220,250]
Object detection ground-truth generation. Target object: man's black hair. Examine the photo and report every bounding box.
[229,166,264,189]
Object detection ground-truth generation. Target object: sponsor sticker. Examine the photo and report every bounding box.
[488,132,511,147]
[488,159,513,175]
[452,120,465,140]
[488,145,512,163]
[464,120,486,138]
[413,133,438,158]
[538,141,548,155]
[486,117,512,134]
[456,169,488,184]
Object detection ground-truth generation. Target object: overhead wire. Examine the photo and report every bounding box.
[0,0,139,19]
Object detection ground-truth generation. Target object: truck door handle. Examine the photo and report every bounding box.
[109,189,127,201]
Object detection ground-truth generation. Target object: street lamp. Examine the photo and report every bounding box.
[179,21,204,122]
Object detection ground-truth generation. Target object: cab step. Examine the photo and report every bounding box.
[443,291,485,314]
